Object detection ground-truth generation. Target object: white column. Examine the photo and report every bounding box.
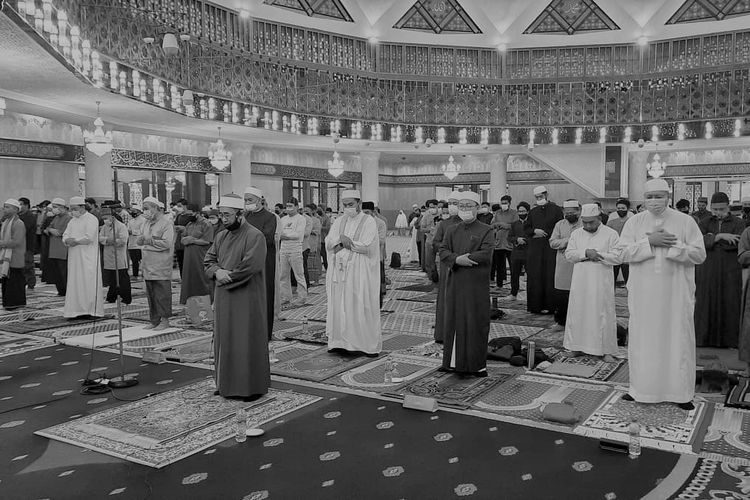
[84,148,114,202]
[628,150,649,205]
[360,151,380,206]
[489,153,508,202]
[220,144,252,196]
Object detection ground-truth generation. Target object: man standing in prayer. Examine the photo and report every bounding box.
[490,196,517,289]
[695,192,744,348]
[692,197,710,224]
[304,204,322,286]
[419,199,439,273]
[63,196,104,318]
[606,198,633,286]
[676,199,691,215]
[45,198,71,296]
[99,201,131,305]
[179,203,213,309]
[362,201,387,308]
[325,190,381,356]
[205,194,269,401]
[508,202,530,300]
[0,199,27,310]
[172,198,191,277]
[525,186,563,314]
[244,187,278,338]
[549,200,582,331]
[737,223,750,375]
[438,191,494,376]
[563,204,621,361]
[279,197,308,308]
[320,207,331,270]
[137,197,174,330]
[127,205,145,279]
[477,201,494,225]
[432,191,463,344]
[619,178,706,410]
[17,198,36,290]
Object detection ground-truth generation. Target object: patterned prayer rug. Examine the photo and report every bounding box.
[29,320,141,340]
[60,325,182,348]
[160,338,214,363]
[489,299,528,311]
[279,304,328,322]
[0,315,112,334]
[401,340,444,359]
[122,330,212,352]
[606,361,630,385]
[526,327,564,348]
[410,303,436,315]
[382,333,433,352]
[34,378,321,468]
[121,307,155,322]
[270,348,376,382]
[400,291,439,303]
[472,374,613,428]
[396,283,436,293]
[269,342,322,365]
[381,313,434,335]
[385,289,427,301]
[384,371,513,409]
[381,299,429,314]
[170,316,213,332]
[537,353,625,382]
[325,353,441,393]
[283,323,328,344]
[493,310,554,329]
[725,377,750,410]
[575,390,713,454]
[0,310,56,324]
[0,331,53,357]
[671,459,750,499]
[489,323,543,341]
[700,406,750,463]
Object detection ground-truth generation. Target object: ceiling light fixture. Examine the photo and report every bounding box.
[441,146,461,181]
[647,153,667,178]
[83,101,113,157]
[497,43,507,53]
[208,126,232,171]
[239,9,251,19]
[162,33,179,56]
[328,150,344,178]
[637,36,649,47]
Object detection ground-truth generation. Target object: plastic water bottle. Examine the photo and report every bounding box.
[384,358,394,383]
[302,316,309,334]
[235,407,247,443]
[391,362,401,383]
[628,418,641,459]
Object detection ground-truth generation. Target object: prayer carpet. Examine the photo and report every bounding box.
[169,316,213,332]
[270,349,376,382]
[575,390,714,454]
[400,291,439,303]
[23,320,141,340]
[280,304,328,322]
[381,299,428,314]
[670,459,750,499]
[35,378,321,468]
[0,331,53,358]
[700,406,750,463]
[409,303,436,315]
[493,309,554,329]
[121,307,158,322]
[526,327,565,348]
[162,338,214,363]
[269,342,322,365]
[60,325,182,348]
[381,313,434,335]
[385,289,426,301]
[382,333,433,352]
[396,283,436,293]
[401,341,444,359]
[384,371,513,409]
[489,299,528,311]
[0,315,112,334]
[0,310,57,324]
[325,353,441,393]
[604,361,630,385]
[725,377,750,410]
[122,330,212,352]
[472,374,613,428]
[283,323,329,344]
[489,323,543,340]
[537,353,625,382]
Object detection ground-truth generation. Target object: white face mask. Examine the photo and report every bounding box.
[479,207,489,214]
[70,208,83,218]
[536,198,548,206]
[245,203,258,212]
[458,210,475,221]
[208,217,219,225]
[500,204,509,211]
[344,207,357,218]
[645,197,668,215]
[448,205,459,216]
[429,208,438,215]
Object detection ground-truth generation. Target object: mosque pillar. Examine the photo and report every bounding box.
[84,148,114,202]
[628,150,649,205]
[489,154,509,203]
[220,144,252,196]
[360,151,380,206]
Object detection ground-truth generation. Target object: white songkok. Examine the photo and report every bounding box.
[459,191,481,205]
[644,178,670,193]
[131,205,142,212]
[142,196,164,209]
[69,196,85,206]
[533,186,547,196]
[51,198,67,207]
[562,200,580,209]
[581,203,600,217]
[4,198,20,209]
[341,190,361,200]
[219,194,245,209]
[448,191,463,201]
[244,186,264,199]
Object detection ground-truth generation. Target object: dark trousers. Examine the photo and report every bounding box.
[554,289,570,326]
[613,264,629,284]
[48,258,67,295]
[145,279,172,325]
[23,251,35,289]
[417,239,423,267]
[129,249,142,277]
[302,248,310,286]
[320,242,328,270]
[510,258,526,296]
[104,269,132,304]
[380,260,386,308]
[419,235,426,270]
[176,249,185,276]
[491,249,510,287]
[2,268,26,309]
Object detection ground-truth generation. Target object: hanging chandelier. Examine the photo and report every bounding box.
[328,150,344,178]
[83,101,113,157]
[647,153,667,178]
[208,127,232,171]
[441,147,461,180]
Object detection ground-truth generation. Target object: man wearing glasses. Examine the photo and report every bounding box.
[325,190,382,357]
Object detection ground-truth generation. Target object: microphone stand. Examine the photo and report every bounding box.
[108,215,139,389]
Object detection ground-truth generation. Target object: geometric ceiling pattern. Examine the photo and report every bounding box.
[524,0,620,35]
[263,0,354,22]
[667,0,750,24]
[393,0,481,34]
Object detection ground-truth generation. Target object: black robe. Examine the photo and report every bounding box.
[695,214,745,347]
[245,209,278,339]
[432,215,462,343]
[523,202,563,313]
[438,219,494,373]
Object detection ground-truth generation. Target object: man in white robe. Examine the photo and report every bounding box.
[549,200,582,332]
[325,190,382,356]
[563,204,621,362]
[63,196,104,318]
[619,178,706,410]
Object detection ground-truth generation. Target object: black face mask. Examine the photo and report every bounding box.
[518,214,528,221]
[225,218,241,231]
[565,215,579,224]
[187,214,197,223]
[616,210,628,218]
[744,207,750,214]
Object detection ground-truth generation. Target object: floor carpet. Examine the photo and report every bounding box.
[270,349,376,382]
[0,315,115,334]
[494,310,554,329]
[384,371,513,409]
[670,458,750,499]
[0,331,53,358]
[700,406,750,463]
[537,353,625,382]
[324,353,441,393]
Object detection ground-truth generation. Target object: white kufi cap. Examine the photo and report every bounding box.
[533,186,547,196]
[644,178,669,193]
[142,196,164,209]
[581,203,600,217]
[51,197,67,207]
[244,186,264,198]
[341,190,361,200]
[69,196,85,206]
[4,198,20,209]
[459,191,481,204]
[448,191,463,201]
[219,194,245,209]
[562,200,580,208]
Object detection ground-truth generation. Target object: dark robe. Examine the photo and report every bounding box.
[179,217,213,304]
[692,208,711,224]
[205,219,269,398]
[738,227,750,362]
[695,214,745,347]
[245,208,278,339]
[524,202,563,313]
[438,219,493,373]
[40,214,54,283]
[432,215,462,343]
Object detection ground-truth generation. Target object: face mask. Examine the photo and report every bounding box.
[186,214,197,223]
[458,210,475,221]
[143,209,154,220]
[70,209,82,218]
[714,211,728,219]
[616,210,628,218]
[500,204,509,211]
[286,208,297,216]
[743,207,750,214]
[536,198,547,206]
[518,214,528,221]
[344,207,357,218]
[479,207,489,214]
[645,198,668,215]
[448,205,459,216]
[441,213,450,220]
[245,203,258,212]
[565,215,579,224]
[429,208,438,215]
[225,218,241,231]
[208,217,219,225]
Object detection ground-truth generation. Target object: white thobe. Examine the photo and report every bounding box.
[550,219,582,291]
[325,212,382,354]
[620,208,706,403]
[63,212,104,318]
[563,225,621,355]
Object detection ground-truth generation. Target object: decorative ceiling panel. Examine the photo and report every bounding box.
[263,0,354,22]
[667,0,750,24]
[394,0,482,34]
[524,0,619,35]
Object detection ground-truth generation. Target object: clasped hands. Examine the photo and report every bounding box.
[181,236,196,246]
[584,249,603,262]
[646,229,677,247]
[64,238,77,246]
[455,253,478,267]
[714,232,740,245]
[214,268,232,285]
[339,235,353,250]
[533,229,548,238]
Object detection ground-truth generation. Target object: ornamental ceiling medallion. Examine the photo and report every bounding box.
[263,0,354,22]
[667,0,750,24]
[394,0,482,34]
[524,0,619,35]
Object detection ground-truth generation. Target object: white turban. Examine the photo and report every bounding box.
[4,198,20,209]
[644,178,669,193]
[219,194,245,209]
[69,196,85,206]
[459,191,481,205]
[142,196,164,209]
[448,191,463,201]
[581,203,600,217]
[341,190,361,200]
[51,197,67,207]
[562,200,580,209]
[244,186,263,199]
[533,186,547,196]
